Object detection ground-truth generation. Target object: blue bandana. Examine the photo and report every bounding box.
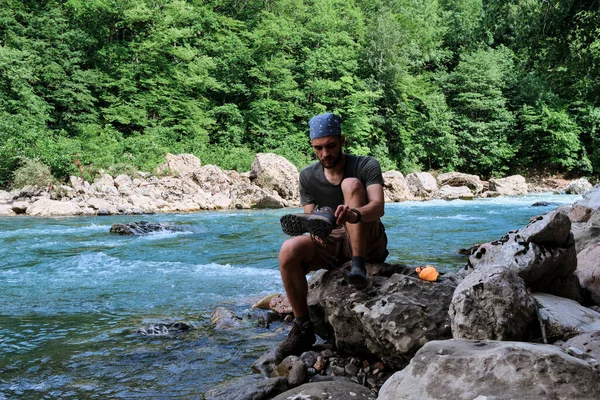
[309,113,342,140]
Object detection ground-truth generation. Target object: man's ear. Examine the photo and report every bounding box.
[340,135,346,147]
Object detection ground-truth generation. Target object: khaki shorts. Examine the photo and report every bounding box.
[303,220,388,272]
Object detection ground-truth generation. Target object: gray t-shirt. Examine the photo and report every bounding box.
[299,154,384,209]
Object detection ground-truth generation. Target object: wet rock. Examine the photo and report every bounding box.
[204,374,287,400]
[136,322,192,336]
[532,201,558,207]
[210,307,243,330]
[272,355,307,388]
[109,221,184,235]
[269,294,292,315]
[378,339,600,400]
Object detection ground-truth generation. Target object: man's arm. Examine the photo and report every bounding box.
[335,183,384,224]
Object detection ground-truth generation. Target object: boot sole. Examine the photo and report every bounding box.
[280,214,334,238]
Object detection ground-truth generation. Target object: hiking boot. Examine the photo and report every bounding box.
[277,319,316,357]
[280,206,336,238]
[347,259,368,289]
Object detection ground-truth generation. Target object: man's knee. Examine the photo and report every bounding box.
[341,177,365,194]
[279,237,313,268]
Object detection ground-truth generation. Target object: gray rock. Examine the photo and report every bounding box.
[109,221,184,235]
[572,212,600,254]
[155,153,202,177]
[518,210,571,247]
[210,306,243,330]
[378,339,600,400]
[250,153,299,201]
[533,293,600,342]
[564,177,593,194]
[571,184,600,210]
[271,381,376,400]
[433,185,474,200]
[488,174,528,195]
[307,263,457,369]
[449,267,535,340]
[468,231,578,299]
[437,172,484,195]
[26,198,82,216]
[204,374,287,400]
[563,331,600,363]
[383,170,413,202]
[272,355,307,388]
[576,244,600,305]
[405,172,437,198]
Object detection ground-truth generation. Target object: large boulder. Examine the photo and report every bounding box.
[488,174,528,196]
[575,184,600,209]
[449,267,535,340]
[572,212,600,254]
[155,153,201,177]
[468,211,578,299]
[533,293,600,342]
[405,172,437,198]
[576,244,600,305]
[250,153,299,201]
[378,339,600,400]
[307,264,457,369]
[437,172,484,195]
[271,381,376,400]
[26,198,82,216]
[192,165,286,209]
[564,177,593,194]
[383,170,412,202]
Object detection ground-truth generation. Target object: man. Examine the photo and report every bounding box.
[277,112,388,357]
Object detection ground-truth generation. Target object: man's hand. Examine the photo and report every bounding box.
[335,204,358,225]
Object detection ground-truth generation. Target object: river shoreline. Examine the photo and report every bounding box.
[0,153,594,218]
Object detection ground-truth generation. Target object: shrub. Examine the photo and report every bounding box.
[11,158,54,189]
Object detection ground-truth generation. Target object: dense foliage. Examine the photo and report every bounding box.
[1,0,598,187]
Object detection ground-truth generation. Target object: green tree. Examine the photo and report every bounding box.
[443,46,515,176]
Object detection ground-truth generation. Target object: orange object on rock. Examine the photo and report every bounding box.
[416,265,439,282]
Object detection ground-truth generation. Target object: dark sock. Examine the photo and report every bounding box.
[352,256,365,267]
[294,316,310,325]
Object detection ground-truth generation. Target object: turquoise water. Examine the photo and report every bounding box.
[0,194,580,398]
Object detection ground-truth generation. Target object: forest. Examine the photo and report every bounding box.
[0,0,599,188]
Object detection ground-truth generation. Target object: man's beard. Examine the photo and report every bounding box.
[319,149,343,169]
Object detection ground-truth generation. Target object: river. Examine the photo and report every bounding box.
[0,193,580,398]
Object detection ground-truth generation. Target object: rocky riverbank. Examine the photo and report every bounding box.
[0,152,594,217]
[206,185,600,400]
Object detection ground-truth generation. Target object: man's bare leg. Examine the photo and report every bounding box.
[341,178,368,287]
[277,235,317,356]
[278,235,315,318]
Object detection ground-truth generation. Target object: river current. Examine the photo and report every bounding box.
[0,193,581,398]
